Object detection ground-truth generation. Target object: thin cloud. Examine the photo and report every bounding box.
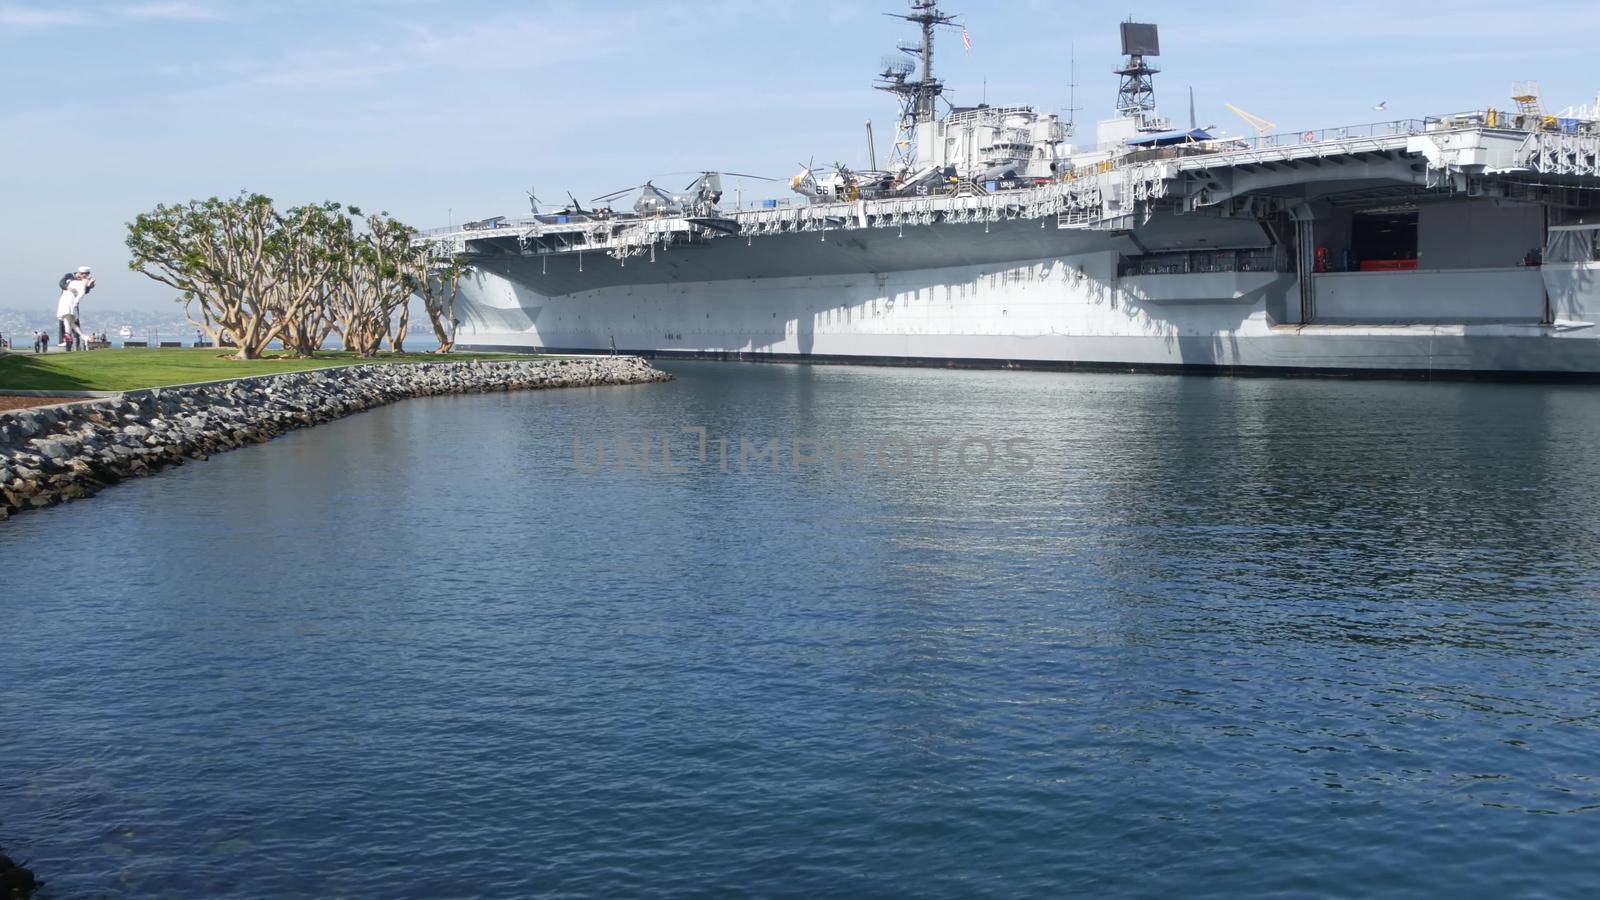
[0,0,229,28]
[0,4,91,27]
[250,60,415,88]
[236,9,647,91]
[1179,0,1600,46]
[120,2,228,21]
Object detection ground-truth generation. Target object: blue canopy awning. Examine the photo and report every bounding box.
[1125,128,1213,147]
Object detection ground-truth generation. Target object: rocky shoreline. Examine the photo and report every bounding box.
[0,356,671,520]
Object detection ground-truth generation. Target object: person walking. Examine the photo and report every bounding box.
[56,265,93,351]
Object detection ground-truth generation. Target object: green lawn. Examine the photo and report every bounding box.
[0,348,539,392]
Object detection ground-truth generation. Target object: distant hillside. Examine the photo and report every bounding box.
[2,306,440,341]
[0,306,192,338]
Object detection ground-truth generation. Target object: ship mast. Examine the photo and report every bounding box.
[876,1,958,167]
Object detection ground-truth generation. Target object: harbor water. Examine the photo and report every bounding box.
[3,362,1600,897]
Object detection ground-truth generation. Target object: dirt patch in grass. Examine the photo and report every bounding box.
[0,395,81,412]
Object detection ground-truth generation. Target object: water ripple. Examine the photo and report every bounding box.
[3,365,1600,897]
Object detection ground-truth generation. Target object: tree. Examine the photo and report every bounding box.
[411,245,471,354]
[128,193,438,360]
[325,209,418,357]
[126,193,341,360]
[273,202,345,358]
[127,193,281,360]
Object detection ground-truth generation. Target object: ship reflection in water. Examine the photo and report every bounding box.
[3,362,1600,896]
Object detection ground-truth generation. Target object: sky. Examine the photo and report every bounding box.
[3,0,1598,313]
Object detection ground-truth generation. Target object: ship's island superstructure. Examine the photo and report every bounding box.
[431,2,1600,376]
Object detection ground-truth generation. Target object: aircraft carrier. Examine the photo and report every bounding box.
[430,2,1600,377]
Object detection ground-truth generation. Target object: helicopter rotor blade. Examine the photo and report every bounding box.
[591,184,643,203]
[661,170,779,181]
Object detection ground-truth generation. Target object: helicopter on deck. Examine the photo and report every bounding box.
[592,171,777,218]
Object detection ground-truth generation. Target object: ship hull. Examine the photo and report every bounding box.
[452,218,1600,379]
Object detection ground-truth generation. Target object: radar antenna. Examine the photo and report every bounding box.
[875,1,959,167]
[1115,20,1169,132]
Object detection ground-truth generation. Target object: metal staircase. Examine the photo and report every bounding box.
[1512,81,1544,117]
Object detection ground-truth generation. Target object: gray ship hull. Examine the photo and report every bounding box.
[453,215,1600,378]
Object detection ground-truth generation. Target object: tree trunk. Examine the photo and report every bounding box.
[392,301,409,354]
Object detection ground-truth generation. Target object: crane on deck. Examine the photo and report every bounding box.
[1225,103,1277,145]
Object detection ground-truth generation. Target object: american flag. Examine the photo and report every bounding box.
[961,26,972,53]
